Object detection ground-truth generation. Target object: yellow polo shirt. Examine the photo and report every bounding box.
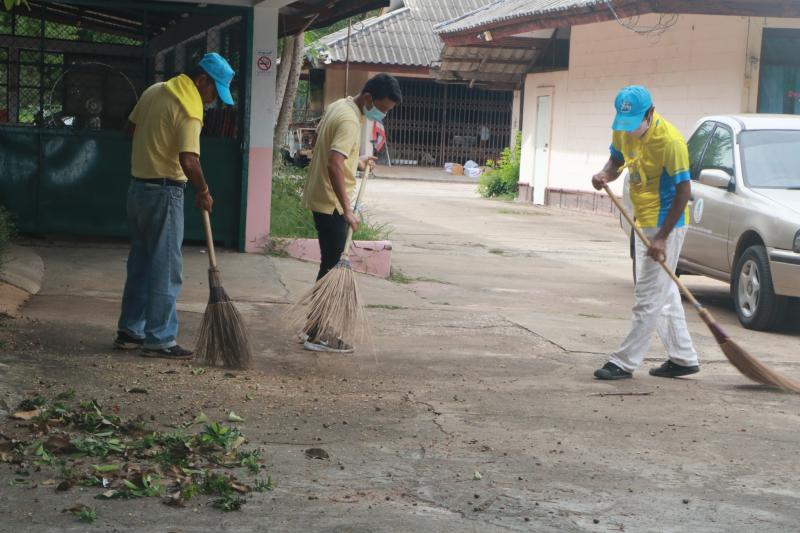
[610,112,691,228]
[302,97,363,214]
[129,80,202,182]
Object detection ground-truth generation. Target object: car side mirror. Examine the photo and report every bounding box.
[699,168,733,189]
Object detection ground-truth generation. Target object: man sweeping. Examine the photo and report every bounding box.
[591,85,700,380]
[113,52,235,360]
[301,73,402,353]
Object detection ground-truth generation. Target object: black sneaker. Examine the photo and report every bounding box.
[594,362,632,380]
[141,345,194,360]
[649,360,699,378]
[303,338,354,354]
[114,331,144,350]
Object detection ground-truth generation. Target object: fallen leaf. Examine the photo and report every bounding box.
[193,412,208,425]
[95,489,122,500]
[45,435,77,454]
[305,448,330,460]
[63,503,89,514]
[92,464,120,473]
[231,481,251,494]
[42,479,58,486]
[228,411,245,423]
[229,436,246,451]
[56,480,73,492]
[473,471,483,480]
[11,409,41,420]
[125,388,148,394]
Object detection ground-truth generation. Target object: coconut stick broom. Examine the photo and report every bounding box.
[294,167,372,346]
[196,210,253,369]
[604,184,800,392]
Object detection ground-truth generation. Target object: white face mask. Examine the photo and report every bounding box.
[628,117,650,138]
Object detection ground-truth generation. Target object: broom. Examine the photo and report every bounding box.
[196,210,253,369]
[604,184,800,392]
[295,166,372,346]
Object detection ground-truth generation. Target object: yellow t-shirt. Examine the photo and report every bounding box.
[129,81,202,182]
[302,97,363,214]
[610,112,691,228]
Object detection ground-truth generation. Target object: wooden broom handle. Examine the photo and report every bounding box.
[201,209,218,269]
[341,164,371,260]
[603,184,703,309]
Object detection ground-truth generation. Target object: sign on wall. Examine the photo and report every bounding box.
[255,49,275,77]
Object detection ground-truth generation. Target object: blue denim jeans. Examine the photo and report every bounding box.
[117,180,185,349]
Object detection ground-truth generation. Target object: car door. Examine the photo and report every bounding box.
[685,123,737,275]
[681,121,715,265]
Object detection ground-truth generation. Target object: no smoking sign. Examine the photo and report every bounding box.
[257,56,272,72]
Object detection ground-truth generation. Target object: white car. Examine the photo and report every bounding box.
[622,114,800,331]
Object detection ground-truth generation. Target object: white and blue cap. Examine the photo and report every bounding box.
[612,85,652,132]
[198,52,235,106]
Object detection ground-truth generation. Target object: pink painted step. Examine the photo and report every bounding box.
[278,238,392,278]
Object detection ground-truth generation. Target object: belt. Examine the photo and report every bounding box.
[133,177,187,188]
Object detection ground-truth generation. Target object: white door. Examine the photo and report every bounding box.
[532,94,552,205]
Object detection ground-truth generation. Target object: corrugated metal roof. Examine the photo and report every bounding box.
[316,0,491,67]
[435,0,605,35]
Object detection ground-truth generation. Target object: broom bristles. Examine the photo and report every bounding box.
[288,261,367,345]
[697,307,800,392]
[719,338,800,393]
[196,270,252,369]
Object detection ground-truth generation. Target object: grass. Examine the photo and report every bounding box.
[388,268,414,284]
[270,164,392,242]
[488,248,505,255]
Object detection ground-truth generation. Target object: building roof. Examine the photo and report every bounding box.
[436,0,599,35]
[317,0,489,67]
[437,0,800,42]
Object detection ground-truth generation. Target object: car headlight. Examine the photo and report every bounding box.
[794,230,800,253]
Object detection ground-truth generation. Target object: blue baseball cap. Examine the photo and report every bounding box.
[612,85,652,132]
[199,52,235,106]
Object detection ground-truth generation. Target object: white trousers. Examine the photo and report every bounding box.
[609,227,699,372]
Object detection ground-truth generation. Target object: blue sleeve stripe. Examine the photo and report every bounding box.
[609,145,624,162]
[672,169,691,183]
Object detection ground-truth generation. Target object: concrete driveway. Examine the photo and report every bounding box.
[1,179,799,532]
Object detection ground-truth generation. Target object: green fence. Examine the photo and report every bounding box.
[0,0,249,247]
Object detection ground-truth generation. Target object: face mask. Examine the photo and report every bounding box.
[629,117,650,138]
[363,104,386,123]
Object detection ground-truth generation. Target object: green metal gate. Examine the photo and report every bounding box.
[0,0,250,247]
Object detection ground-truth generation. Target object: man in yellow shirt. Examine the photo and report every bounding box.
[301,73,402,353]
[114,53,235,360]
[591,86,700,380]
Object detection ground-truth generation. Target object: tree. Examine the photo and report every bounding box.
[275,34,295,113]
[3,0,28,10]
[274,31,304,154]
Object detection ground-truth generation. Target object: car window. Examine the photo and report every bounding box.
[740,130,800,188]
[687,122,716,180]
[699,126,735,177]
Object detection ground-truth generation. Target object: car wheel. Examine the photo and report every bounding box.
[732,245,787,331]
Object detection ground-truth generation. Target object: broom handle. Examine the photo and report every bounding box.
[603,184,704,310]
[341,164,371,260]
[201,209,218,270]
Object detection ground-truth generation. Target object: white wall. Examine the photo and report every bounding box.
[520,14,800,197]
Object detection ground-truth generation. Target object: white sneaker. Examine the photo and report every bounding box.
[303,338,354,354]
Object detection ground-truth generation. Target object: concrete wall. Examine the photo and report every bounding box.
[520,14,800,201]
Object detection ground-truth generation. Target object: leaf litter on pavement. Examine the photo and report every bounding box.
[1,391,276,522]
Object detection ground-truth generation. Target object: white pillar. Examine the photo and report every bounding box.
[510,89,521,147]
[243,5,279,252]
